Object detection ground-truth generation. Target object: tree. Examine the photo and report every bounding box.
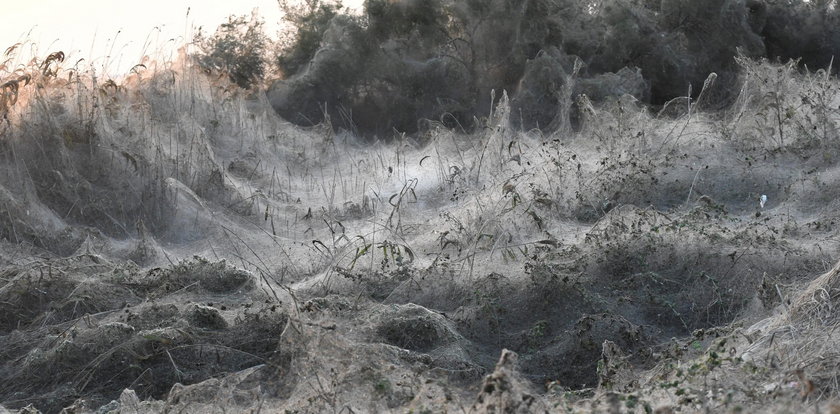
[276,0,345,77]
[267,0,798,137]
[193,12,269,89]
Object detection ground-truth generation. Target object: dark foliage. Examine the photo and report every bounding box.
[762,0,840,71]
[277,0,346,77]
[194,13,269,89]
[267,0,839,137]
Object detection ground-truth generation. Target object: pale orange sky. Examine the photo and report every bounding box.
[2,0,363,76]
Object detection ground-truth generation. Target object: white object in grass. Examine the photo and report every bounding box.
[760,194,767,209]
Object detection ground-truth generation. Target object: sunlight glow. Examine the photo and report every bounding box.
[2,0,363,76]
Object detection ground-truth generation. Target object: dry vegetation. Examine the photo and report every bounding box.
[3,14,840,414]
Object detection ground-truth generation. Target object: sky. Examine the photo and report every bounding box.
[1,0,363,76]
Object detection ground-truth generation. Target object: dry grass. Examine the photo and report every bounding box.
[2,37,840,413]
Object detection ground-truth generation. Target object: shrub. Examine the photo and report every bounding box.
[762,0,840,72]
[267,0,838,137]
[193,12,269,89]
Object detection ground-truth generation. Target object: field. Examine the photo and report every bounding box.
[2,43,840,413]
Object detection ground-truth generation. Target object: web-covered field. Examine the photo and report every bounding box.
[3,48,840,413]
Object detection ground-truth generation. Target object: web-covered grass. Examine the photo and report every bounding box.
[2,42,840,412]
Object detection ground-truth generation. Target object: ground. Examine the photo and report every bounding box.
[2,57,840,413]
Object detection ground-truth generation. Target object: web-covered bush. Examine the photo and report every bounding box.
[762,0,840,72]
[268,0,574,136]
[267,0,838,137]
